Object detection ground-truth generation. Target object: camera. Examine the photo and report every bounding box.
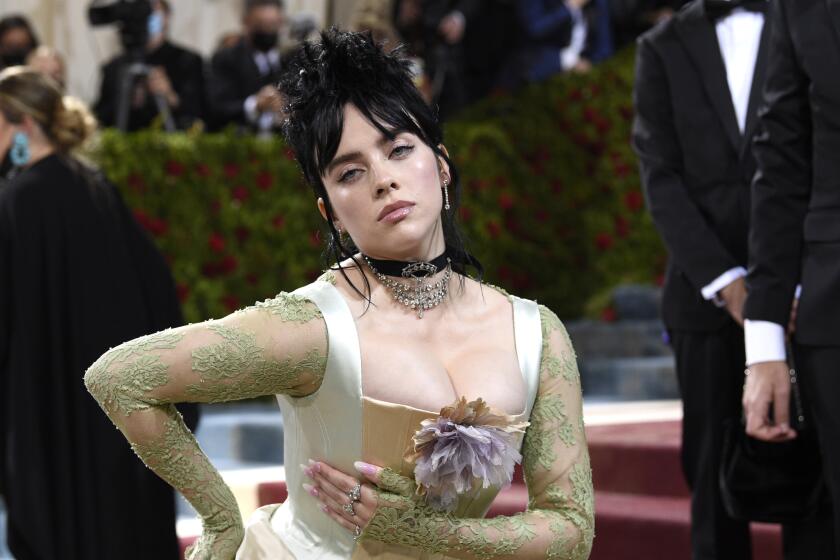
[88,0,152,54]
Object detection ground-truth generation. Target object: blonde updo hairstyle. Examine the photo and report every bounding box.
[0,66,96,153]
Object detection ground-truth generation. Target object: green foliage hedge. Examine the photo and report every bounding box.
[92,47,664,324]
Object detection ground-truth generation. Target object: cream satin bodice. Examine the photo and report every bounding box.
[237,280,543,560]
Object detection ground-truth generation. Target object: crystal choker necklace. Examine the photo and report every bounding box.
[363,253,452,319]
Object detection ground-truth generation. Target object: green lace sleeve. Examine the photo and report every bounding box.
[361,305,594,560]
[84,291,328,559]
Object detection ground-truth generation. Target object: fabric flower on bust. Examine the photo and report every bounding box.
[404,397,529,512]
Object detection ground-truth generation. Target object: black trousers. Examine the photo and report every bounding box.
[781,344,840,559]
[671,322,752,560]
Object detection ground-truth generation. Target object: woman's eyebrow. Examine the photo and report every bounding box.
[326,132,407,175]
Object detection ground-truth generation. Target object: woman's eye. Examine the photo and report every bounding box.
[339,169,362,183]
[391,144,414,158]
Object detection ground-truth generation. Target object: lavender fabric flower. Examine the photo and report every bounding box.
[404,397,529,512]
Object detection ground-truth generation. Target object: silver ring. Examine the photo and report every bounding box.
[342,502,356,516]
[353,524,362,540]
[347,482,362,503]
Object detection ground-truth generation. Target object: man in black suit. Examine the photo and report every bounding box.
[632,0,772,557]
[743,0,840,556]
[208,0,286,133]
[94,0,205,131]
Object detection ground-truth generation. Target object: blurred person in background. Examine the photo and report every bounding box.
[0,67,198,560]
[26,46,66,90]
[208,0,287,133]
[516,0,614,83]
[94,0,206,131]
[0,15,39,70]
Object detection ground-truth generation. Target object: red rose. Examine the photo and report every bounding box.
[459,206,472,222]
[201,262,220,278]
[223,163,240,179]
[221,294,240,313]
[220,255,238,274]
[176,283,190,302]
[208,233,226,253]
[624,191,644,212]
[619,105,634,121]
[309,230,321,247]
[196,163,211,178]
[232,185,249,202]
[283,148,296,161]
[498,192,514,210]
[235,226,250,243]
[148,217,169,237]
[127,173,146,192]
[595,118,612,134]
[165,160,185,177]
[272,214,286,230]
[601,306,617,322]
[583,106,598,123]
[615,215,630,238]
[133,209,150,227]
[486,221,501,239]
[614,160,632,178]
[256,171,273,191]
[595,232,614,251]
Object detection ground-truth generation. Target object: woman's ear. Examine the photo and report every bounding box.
[437,144,451,183]
[317,197,341,230]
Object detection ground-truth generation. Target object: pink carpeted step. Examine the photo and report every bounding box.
[587,421,690,498]
[592,491,782,560]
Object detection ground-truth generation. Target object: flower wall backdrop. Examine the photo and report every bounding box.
[92,48,664,324]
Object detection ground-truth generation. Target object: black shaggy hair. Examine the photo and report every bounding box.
[278,28,482,300]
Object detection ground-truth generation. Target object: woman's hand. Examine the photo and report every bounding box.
[184,523,245,560]
[302,460,416,539]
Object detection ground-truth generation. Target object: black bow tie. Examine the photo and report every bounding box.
[705,0,768,20]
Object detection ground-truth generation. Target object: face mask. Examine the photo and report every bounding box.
[148,11,164,39]
[250,30,278,53]
[0,48,29,67]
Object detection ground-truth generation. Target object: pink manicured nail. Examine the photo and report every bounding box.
[307,459,321,473]
[320,504,329,513]
[302,483,318,497]
[353,461,376,476]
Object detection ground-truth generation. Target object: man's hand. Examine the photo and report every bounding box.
[255,85,282,113]
[147,66,179,108]
[743,361,797,442]
[571,58,592,74]
[438,12,465,44]
[719,276,747,326]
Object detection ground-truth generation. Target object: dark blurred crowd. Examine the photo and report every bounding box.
[0,0,689,131]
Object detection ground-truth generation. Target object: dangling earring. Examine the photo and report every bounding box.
[442,177,451,211]
[10,132,30,168]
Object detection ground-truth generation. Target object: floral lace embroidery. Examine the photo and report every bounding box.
[85,329,184,416]
[252,292,324,323]
[132,406,244,559]
[187,324,326,401]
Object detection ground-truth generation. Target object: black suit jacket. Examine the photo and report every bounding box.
[744,0,840,346]
[632,0,771,331]
[207,38,283,131]
[95,41,206,131]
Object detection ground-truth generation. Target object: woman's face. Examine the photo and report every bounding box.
[319,103,449,261]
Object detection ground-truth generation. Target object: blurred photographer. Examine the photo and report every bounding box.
[94,0,205,131]
[207,0,286,133]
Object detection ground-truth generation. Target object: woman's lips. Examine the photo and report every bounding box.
[381,205,414,223]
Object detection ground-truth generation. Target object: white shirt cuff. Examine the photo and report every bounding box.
[701,266,747,302]
[244,95,260,124]
[744,319,787,365]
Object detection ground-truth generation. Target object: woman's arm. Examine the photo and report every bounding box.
[84,292,328,558]
[357,305,594,559]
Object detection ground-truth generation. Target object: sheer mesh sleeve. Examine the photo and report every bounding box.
[361,305,594,559]
[84,292,328,559]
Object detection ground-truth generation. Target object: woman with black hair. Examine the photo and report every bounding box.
[0,15,40,69]
[85,29,593,559]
